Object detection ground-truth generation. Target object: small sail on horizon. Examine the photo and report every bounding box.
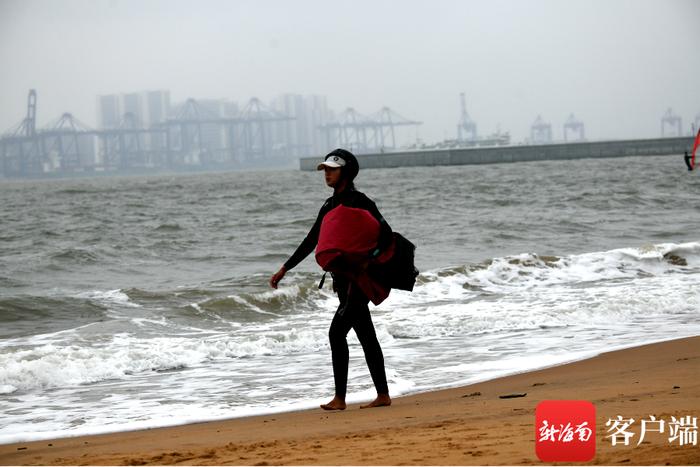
[692,128,700,170]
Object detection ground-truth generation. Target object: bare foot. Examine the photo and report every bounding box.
[320,395,346,411]
[360,393,391,409]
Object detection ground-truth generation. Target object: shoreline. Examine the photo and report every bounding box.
[0,335,691,447]
[1,336,699,465]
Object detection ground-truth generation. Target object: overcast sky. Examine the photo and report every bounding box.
[1,0,698,145]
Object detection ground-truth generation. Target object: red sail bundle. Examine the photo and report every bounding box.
[315,205,392,305]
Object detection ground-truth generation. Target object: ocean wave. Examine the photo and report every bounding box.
[77,242,700,326]
[49,248,100,264]
[153,223,183,231]
[417,241,700,295]
[0,276,25,288]
[4,242,696,393]
[76,289,142,308]
[380,283,698,339]
[184,283,327,322]
[371,241,700,338]
[55,188,95,195]
[0,328,328,393]
[0,295,107,339]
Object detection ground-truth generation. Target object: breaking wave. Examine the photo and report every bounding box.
[1,242,697,396]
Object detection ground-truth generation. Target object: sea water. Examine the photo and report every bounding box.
[1,154,699,443]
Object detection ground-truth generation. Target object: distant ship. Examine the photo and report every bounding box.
[406,131,511,151]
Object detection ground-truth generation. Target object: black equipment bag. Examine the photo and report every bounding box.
[371,232,419,292]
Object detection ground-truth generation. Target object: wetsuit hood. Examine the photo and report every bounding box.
[324,148,359,182]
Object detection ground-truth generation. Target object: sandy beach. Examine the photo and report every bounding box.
[1,336,698,466]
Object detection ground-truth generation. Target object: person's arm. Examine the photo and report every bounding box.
[283,226,319,271]
[269,265,287,289]
[270,203,327,288]
[361,196,393,257]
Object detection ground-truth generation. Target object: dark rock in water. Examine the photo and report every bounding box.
[499,393,527,399]
[462,391,482,398]
[663,253,687,266]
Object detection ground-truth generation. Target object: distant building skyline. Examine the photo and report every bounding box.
[95,89,425,160]
[1,85,694,151]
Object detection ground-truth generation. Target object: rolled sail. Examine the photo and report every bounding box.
[315,204,390,305]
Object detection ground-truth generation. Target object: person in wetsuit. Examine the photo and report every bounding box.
[684,151,694,171]
[269,148,392,410]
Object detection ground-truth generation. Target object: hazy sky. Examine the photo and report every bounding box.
[1,0,699,144]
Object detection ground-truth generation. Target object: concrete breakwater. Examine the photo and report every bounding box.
[299,136,694,170]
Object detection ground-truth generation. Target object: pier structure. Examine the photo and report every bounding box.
[661,108,682,137]
[530,115,553,144]
[42,113,97,171]
[563,114,585,142]
[457,93,477,143]
[0,92,298,177]
[441,93,510,149]
[319,107,421,154]
[163,98,230,166]
[160,97,294,166]
[238,97,294,161]
[1,89,41,175]
[99,112,167,170]
[1,93,175,175]
[299,136,694,171]
[1,91,103,175]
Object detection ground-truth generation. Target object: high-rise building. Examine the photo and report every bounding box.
[305,95,331,156]
[270,94,305,158]
[97,90,172,160]
[98,94,121,129]
[198,99,226,161]
[145,91,170,152]
[167,98,230,164]
[270,94,331,159]
[122,93,143,125]
[145,90,170,127]
[97,90,171,129]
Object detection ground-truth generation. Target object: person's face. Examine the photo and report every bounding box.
[324,166,342,187]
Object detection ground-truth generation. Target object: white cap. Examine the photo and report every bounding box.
[317,154,347,170]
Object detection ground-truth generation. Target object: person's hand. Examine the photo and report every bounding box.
[269,266,287,289]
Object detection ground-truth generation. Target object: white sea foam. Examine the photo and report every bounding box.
[1,242,699,445]
[6,243,696,393]
[0,325,329,393]
[76,289,141,308]
[250,284,302,301]
[381,242,700,308]
[0,384,17,395]
[228,295,283,316]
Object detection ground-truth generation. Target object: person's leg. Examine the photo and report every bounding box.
[321,283,353,410]
[346,285,391,408]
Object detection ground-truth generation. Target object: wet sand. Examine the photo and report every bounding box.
[1,336,698,465]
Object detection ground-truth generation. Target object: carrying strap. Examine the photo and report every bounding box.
[318,271,327,289]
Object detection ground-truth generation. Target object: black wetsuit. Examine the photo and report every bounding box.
[283,187,391,398]
[684,152,694,171]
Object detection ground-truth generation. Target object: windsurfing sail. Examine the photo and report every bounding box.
[692,128,700,170]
